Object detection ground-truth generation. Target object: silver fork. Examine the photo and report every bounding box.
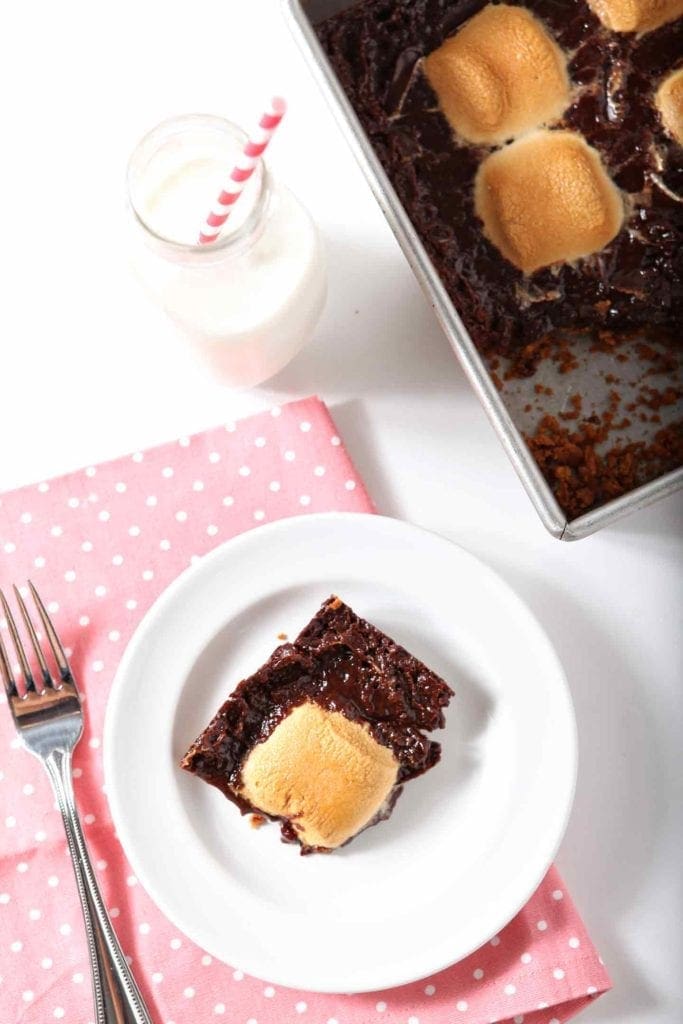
[0,582,153,1024]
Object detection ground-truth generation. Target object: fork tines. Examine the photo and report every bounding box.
[0,582,72,699]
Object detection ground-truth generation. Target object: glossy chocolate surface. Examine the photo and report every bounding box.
[317,0,682,355]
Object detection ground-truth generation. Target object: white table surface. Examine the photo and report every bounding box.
[1,2,681,1021]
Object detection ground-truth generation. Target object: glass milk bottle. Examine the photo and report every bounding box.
[127,114,327,388]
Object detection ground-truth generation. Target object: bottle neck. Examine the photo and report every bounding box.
[127,114,272,267]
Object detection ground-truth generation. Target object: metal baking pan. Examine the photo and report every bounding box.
[282,0,683,540]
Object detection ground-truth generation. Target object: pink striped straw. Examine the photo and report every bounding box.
[198,97,287,245]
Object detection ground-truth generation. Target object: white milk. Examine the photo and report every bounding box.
[127,115,327,388]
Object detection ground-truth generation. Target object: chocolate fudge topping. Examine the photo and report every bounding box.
[181,596,454,851]
[317,0,682,356]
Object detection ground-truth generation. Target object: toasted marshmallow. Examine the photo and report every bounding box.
[475,130,624,273]
[586,0,683,33]
[656,68,683,144]
[424,4,569,146]
[239,702,399,850]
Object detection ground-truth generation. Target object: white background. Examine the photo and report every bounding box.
[1,2,681,1021]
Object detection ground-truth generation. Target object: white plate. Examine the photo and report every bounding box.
[104,513,576,993]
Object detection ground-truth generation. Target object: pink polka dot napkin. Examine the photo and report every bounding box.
[0,396,610,1024]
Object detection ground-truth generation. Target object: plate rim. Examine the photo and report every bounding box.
[104,511,578,992]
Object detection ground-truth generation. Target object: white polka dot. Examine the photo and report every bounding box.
[327,1020,338,1024]
[222,496,234,507]
[201,954,212,965]
[23,783,34,796]
[425,984,436,995]
[20,512,32,524]
[146,496,158,508]
[35,830,46,842]
[299,495,311,506]
[521,952,532,964]
[98,510,111,522]
[38,481,50,492]
[34,556,46,568]
[537,919,548,931]
[192,480,204,492]
[152,972,163,983]
[514,1017,525,1024]
[142,569,154,581]
[115,482,127,494]
[22,990,34,1002]
[254,436,266,448]
[233,969,244,981]
[183,987,195,998]
[128,525,141,537]
[92,661,104,673]
[29,908,41,920]
[569,936,580,948]
[207,525,218,536]
[126,600,137,611]
[85,466,97,477]
[175,511,188,522]
[17,862,28,873]
[126,875,137,886]
[271,406,282,417]
[50,526,62,537]
[238,465,251,477]
[5,817,16,828]
[549,1019,560,1024]
[552,889,564,900]
[11,941,23,952]
[209,451,221,463]
[0,893,9,904]
[263,986,275,998]
[94,585,106,598]
[170,937,181,949]
[408,1017,420,1024]
[295,1001,307,1013]
[179,436,191,448]
[330,435,341,446]
[59,923,71,935]
[253,510,265,522]
[214,1004,225,1015]
[108,631,120,642]
[473,968,484,980]
[84,814,96,825]
[553,968,565,980]
[457,1001,469,1011]
[162,467,174,479]
[48,601,59,614]
[97,860,107,870]
[284,450,295,461]
[109,908,119,918]
[299,421,311,432]
[376,1002,387,1013]
[48,875,59,887]
[587,986,598,995]
[160,539,171,551]
[139,922,150,935]
[72,768,82,778]
[504,984,516,995]
[132,452,144,463]
[490,935,501,946]
[41,958,52,969]
[54,1008,65,1018]
[89,737,100,749]
[314,465,326,476]
[269,481,281,492]
[345,479,356,491]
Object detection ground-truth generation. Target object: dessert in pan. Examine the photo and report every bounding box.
[181,597,453,853]
[317,0,683,519]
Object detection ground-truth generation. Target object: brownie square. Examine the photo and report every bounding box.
[181,596,454,853]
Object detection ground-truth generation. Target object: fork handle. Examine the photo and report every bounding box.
[45,750,154,1024]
